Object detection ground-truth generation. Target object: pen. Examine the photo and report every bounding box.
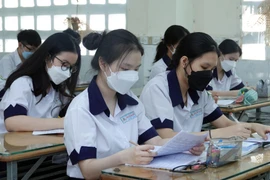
[229,113,239,123]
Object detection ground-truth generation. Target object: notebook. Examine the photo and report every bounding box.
[32,129,64,135]
[217,100,235,107]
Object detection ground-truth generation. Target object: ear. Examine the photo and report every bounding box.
[180,56,189,68]
[98,57,107,72]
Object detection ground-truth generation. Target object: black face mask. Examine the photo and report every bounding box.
[185,65,213,91]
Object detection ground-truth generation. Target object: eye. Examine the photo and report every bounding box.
[120,67,129,71]
[201,66,208,70]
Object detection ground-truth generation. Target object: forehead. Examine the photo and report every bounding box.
[194,52,218,66]
[57,51,78,65]
[223,52,240,59]
[112,51,142,68]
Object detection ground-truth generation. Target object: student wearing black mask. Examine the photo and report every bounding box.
[140,32,270,139]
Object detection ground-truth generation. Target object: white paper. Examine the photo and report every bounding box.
[153,131,207,157]
[217,100,234,106]
[246,133,270,143]
[242,142,259,156]
[32,129,64,135]
[127,153,203,170]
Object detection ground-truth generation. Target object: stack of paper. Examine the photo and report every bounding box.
[217,100,235,107]
[126,132,208,170]
[32,129,64,136]
[242,142,259,156]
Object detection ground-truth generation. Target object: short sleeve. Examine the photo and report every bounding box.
[0,55,15,90]
[140,84,174,130]
[202,91,223,124]
[2,77,32,120]
[136,100,158,145]
[64,105,97,165]
[230,70,244,90]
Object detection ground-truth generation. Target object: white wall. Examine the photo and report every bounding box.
[127,0,270,88]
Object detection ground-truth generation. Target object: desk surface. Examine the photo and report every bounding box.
[220,97,270,113]
[102,148,270,180]
[0,132,64,162]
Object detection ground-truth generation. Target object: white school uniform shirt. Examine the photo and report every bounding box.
[207,68,244,91]
[140,70,223,133]
[0,76,65,134]
[0,50,22,91]
[149,54,171,80]
[64,76,158,179]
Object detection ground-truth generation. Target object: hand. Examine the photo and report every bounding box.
[120,145,156,165]
[222,123,252,138]
[189,143,205,156]
[209,91,218,103]
[251,123,270,140]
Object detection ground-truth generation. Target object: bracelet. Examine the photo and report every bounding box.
[209,129,212,139]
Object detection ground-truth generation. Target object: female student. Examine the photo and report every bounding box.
[149,25,189,79]
[64,29,204,179]
[207,39,245,96]
[0,33,81,134]
[140,32,270,139]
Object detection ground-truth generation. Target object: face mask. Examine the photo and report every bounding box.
[185,65,213,91]
[221,60,236,72]
[170,45,176,55]
[105,67,139,95]
[47,65,71,85]
[22,51,33,59]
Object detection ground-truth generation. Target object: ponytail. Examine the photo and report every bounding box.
[154,41,167,63]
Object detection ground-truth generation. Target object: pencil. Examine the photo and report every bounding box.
[129,141,139,146]
[229,112,239,123]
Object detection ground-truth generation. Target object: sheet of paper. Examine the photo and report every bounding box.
[217,100,235,106]
[153,131,207,157]
[242,142,259,156]
[246,133,270,143]
[32,129,64,136]
[126,153,203,170]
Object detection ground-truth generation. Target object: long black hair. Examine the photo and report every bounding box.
[168,32,220,70]
[154,25,189,62]
[83,29,144,70]
[5,33,81,104]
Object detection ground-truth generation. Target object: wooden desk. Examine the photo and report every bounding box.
[219,97,270,113]
[0,132,65,180]
[101,148,270,180]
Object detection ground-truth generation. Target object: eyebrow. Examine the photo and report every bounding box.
[122,63,141,68]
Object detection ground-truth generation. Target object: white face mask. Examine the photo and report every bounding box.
[170,45,176,55]
[105,67,139,95]
[47,65,71,85]
[221,60,237,72]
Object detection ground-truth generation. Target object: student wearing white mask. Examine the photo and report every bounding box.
[207,39,245,96]
[149,25,189,79]
[0,29,41,99]
[64,29,205,179]
[0,33,81,133]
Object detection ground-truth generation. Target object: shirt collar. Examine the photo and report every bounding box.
[14,49,22,67]
[88,76,138,117]
[162,54,171,67]
[167,70,199,108]
[213,68,232,79]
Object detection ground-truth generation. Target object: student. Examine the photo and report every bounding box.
[0,33,81,134]
[0,29,41,96]
[207,39,245,97]
[140,32,270,139]
[149,25,189,79]
[64,29,204,179]
[63,28,81,44]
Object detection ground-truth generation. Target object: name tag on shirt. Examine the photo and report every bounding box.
[190,108,203,118]
[120,111,136,124]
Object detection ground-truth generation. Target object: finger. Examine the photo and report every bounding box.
[137,150,156,157]
[138,145,155,151]
[137,157,154,164]
[256,131,268,140]
[189,149,202,156]
[192,145,205,152]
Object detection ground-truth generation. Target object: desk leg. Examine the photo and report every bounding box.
[7,161,18,180]
[22,156,47,180]
[238,111,246,121]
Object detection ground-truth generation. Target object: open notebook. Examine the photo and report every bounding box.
[32,129,64,135]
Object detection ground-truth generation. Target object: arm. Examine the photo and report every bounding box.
[5,116,63,132]
[210,90,239,97]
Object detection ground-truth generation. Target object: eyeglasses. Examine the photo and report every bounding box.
[54,56,77,74]
[170,163,207,173]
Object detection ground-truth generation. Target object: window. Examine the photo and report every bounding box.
[242,0,267,60]
[0,0,126,56]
